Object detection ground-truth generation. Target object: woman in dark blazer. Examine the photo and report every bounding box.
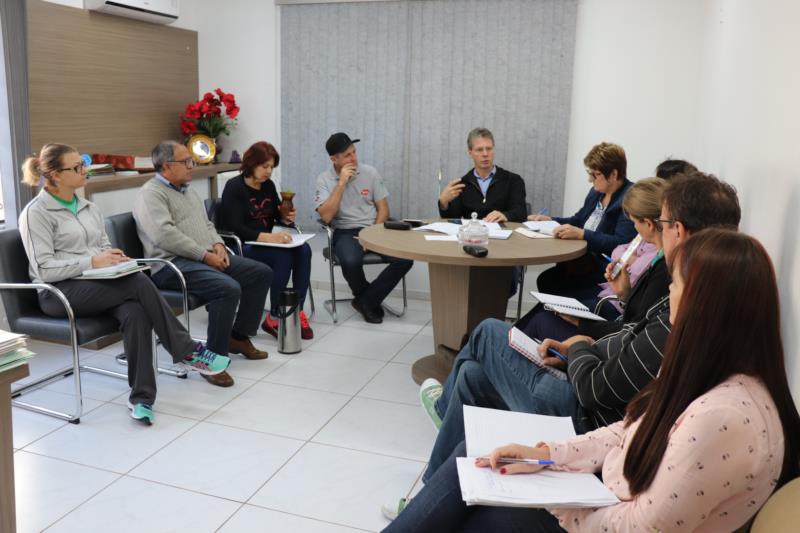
[219,141,313,339]
[529,142,637,303]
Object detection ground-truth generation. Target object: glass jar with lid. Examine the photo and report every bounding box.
[457,212,489,248]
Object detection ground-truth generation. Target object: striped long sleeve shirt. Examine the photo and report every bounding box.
[567,295,671,430]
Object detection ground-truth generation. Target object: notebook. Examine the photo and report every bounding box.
[530,292,606,321]
[245,233,316,248]
[78,260,147,279]
[523,220,560,235]
[457,406,620,508]
[508,313,568,382]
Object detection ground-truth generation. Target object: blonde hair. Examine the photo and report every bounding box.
[583,142,627,181]
[21,143,77,187]
[622,177,667,220]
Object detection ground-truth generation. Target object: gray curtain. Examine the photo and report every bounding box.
[0,0,32,226]
[281,0,578,228]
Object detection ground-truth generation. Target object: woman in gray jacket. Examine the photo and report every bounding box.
[18,143,231,425]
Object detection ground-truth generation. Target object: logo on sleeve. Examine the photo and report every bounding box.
[360,188,370,197]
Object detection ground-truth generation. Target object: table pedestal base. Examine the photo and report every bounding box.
[412,263,512,385]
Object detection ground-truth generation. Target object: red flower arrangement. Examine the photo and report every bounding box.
[180,88,240,138]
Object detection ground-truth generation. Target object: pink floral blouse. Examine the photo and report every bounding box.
[546,374,784,532]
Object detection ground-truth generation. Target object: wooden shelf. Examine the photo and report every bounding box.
[82,163,239,199]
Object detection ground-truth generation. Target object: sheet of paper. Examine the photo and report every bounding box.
[245,233,316,248]
[463,405,575,459]
[523,220,560,234]
[425,235,458,241]
[488,229,512,240]
[413,222,462,236]
[515,227,554,239]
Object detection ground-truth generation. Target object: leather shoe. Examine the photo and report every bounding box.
[229,337,269,360]
[352,298,382,324]
[201,370,234,387]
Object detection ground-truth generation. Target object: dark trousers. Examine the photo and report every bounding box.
[331,228,413,310]
[151,254,272,356]
[243,242,312,315]
[384,441,564,533]
[536,256,606,308]
[38,273,196,405]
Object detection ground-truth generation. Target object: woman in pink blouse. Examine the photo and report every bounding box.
[384,229,800,532]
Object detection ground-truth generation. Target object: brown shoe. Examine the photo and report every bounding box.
[201,370,234,387]
[229,337,268,360]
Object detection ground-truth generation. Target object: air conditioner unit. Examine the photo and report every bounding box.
[85,0,179,25]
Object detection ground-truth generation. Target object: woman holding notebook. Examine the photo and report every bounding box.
[18,143,230,425]
[219,141,313,339]
[383,229,800,532]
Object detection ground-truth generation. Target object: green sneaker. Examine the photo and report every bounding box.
[419,378,443,431]
[181,343,231,376]
[127,401,154,426]
[381,497,410,521]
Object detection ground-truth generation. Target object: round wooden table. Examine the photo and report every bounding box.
[358,222,586,384]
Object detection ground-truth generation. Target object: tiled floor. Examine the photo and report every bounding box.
[11,290,439,532]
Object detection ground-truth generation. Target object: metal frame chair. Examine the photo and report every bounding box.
[204,197,316,318]
[0,228,159,423]
[319,221,407,323]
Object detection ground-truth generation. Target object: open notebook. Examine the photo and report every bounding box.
[508,312,568,382]
[78,260,148,280]
[531,292,606,321]
[457,406,620,508]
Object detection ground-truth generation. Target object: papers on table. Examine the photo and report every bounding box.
[0,330,33,371]
[523,220,560,235]
[414,222,511,240]
[531,292,606,321]
[457,406,620,508]
[78,260,148,280]
[424,235,458,242]
[245,233,316,249]
[515,227,554,239]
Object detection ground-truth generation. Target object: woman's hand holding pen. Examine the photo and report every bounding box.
[538,338,569,369]
[604,256,632,302]
[475,442,552,475]
[91,248,130,268]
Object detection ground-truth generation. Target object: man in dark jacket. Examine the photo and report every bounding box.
[438,128,527,222]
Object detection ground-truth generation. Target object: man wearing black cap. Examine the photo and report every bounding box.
[316,133,413,323]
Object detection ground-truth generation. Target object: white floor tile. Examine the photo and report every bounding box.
[12,407,66,449]
[25,402,196,472]
[313,397,437,461]
[130,422,302,502]
[312,327,414,361]
[14,451,119,533]
[358,363,418,405]
[391,333,435,365]
[47,476,240,533]
[250,443,423,532]
[13,389,105,442]
[220,506,363,533]
[43,367,132,402]
[263,350,385,395]
[341,308,431,336]
[207,382,350,440]
[226,350,293,381]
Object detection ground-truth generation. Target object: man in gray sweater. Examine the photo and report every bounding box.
[134,141,272,387]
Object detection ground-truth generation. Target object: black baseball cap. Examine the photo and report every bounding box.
[326,132,360,156]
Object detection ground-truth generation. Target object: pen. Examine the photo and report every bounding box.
[601,253,614,263]
[479,457,555,465]
[537,208,550,216]
[534,337,569,363]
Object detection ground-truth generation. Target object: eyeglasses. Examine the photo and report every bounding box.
[586,169,605,180]
[167,158,195,168]
[654,218,677,232]
[59,162,87,174]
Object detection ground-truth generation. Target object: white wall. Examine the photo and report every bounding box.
[565,0,800,399]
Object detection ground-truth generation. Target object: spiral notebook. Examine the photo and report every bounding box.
[530,292,606,321]
[508,312,568,382]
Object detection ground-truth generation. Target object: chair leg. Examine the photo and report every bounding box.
[323,257,340,323]
[114,352,189,379]
[381,276,408,318]
[516,266,526,321]
[307,285,316,320]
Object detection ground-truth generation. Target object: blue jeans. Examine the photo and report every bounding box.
[332,227,413,309]
[425,319,590,482]
[384,441,564,533]
[152,254,272,356]
[243,242,312,315]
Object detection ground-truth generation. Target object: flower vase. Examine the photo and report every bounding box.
[213,137,223,164]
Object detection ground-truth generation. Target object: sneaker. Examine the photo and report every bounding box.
[381,497,410,521]
[299,311,314,340]
[419,378,443,431]
[127,401,154,426]
[180,343,231,375]
[261,313,278,338]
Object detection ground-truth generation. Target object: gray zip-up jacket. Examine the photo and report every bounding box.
[18,189,111,285]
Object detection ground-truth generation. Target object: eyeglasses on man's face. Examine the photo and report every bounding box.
[59,162,87,174]
[654,218,677,232]
[168,158,195,169]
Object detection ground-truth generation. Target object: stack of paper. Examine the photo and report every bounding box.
[0,330,33,372]
[457,406,620,508]
[523,220,560,235]
[79,260,146,279]
[414,221,512,240]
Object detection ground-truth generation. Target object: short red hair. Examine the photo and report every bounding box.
[240,141,280,177]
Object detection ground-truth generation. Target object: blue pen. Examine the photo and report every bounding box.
[537,207,550,216]
[479,457,555,465]
[534,337,568,363]
[601,253,613,263]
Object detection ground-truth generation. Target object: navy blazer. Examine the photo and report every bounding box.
[438,166,527,222]
[554,179,636,254]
